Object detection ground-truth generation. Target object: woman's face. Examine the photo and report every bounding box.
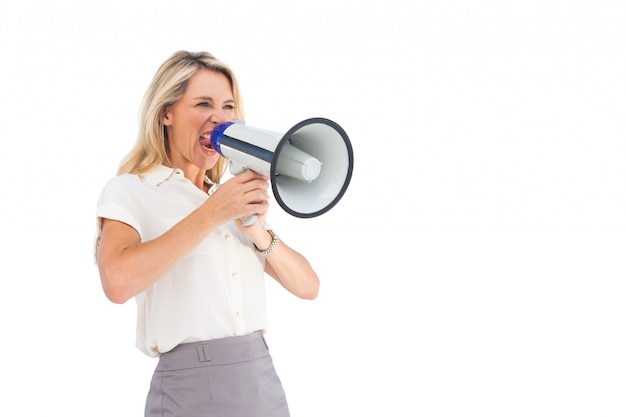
[162,69,235,173]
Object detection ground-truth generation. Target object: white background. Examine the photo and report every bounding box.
[1,1,625,416]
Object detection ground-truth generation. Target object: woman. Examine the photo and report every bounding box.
[94,50,319,417]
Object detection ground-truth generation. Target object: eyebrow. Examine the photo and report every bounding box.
[193,96,235,104]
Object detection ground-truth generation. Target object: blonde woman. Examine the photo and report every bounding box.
[95,50,319,417]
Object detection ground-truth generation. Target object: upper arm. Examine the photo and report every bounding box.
[96,218,141,265]
[95,218,143,303]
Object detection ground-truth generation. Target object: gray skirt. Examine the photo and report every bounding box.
[145,332,290,417]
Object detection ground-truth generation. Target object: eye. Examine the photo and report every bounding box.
[196,102,211,108]
[223,104,235,111]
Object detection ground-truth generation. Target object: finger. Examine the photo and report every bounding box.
[243,178,270,195]
[237,170,269,182]
[246,188,270,205]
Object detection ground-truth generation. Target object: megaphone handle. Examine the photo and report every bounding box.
[240,214,257,227]
[227,161,259,226]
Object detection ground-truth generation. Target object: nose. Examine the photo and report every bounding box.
[209,107,229,124]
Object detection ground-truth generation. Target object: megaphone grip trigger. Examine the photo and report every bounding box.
[240,214,257,227]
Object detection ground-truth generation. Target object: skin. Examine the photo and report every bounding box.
[97,69,319,304]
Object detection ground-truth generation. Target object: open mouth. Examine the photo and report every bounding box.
[199,133,213,151]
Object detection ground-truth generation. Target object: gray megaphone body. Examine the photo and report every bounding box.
[210,117,354,226]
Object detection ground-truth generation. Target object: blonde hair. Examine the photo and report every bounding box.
[117,50,245,184]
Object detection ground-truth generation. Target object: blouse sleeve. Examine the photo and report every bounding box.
[93,175,144,264]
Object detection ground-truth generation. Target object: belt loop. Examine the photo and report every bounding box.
[196,344,211,362]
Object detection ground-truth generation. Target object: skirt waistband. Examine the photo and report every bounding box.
[155,332,269,371]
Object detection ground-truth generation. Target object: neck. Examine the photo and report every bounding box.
[164,161,206,190]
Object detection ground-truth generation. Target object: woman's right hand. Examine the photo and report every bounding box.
[203,170,270,226]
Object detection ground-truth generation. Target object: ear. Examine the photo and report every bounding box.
[161,106,173,126]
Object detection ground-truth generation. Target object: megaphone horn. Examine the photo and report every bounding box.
[210,117,354,224]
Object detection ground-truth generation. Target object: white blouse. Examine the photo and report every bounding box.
[95,165,268,357]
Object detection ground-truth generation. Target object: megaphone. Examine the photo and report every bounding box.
[210,117,354,225]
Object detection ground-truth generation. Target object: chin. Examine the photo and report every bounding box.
[198,154,220,170]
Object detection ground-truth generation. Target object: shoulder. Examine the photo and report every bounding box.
[105,172,146,186]
[100,165,176,193]
[99,173,144,197]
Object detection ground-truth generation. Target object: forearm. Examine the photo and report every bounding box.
[264,241,320,300]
